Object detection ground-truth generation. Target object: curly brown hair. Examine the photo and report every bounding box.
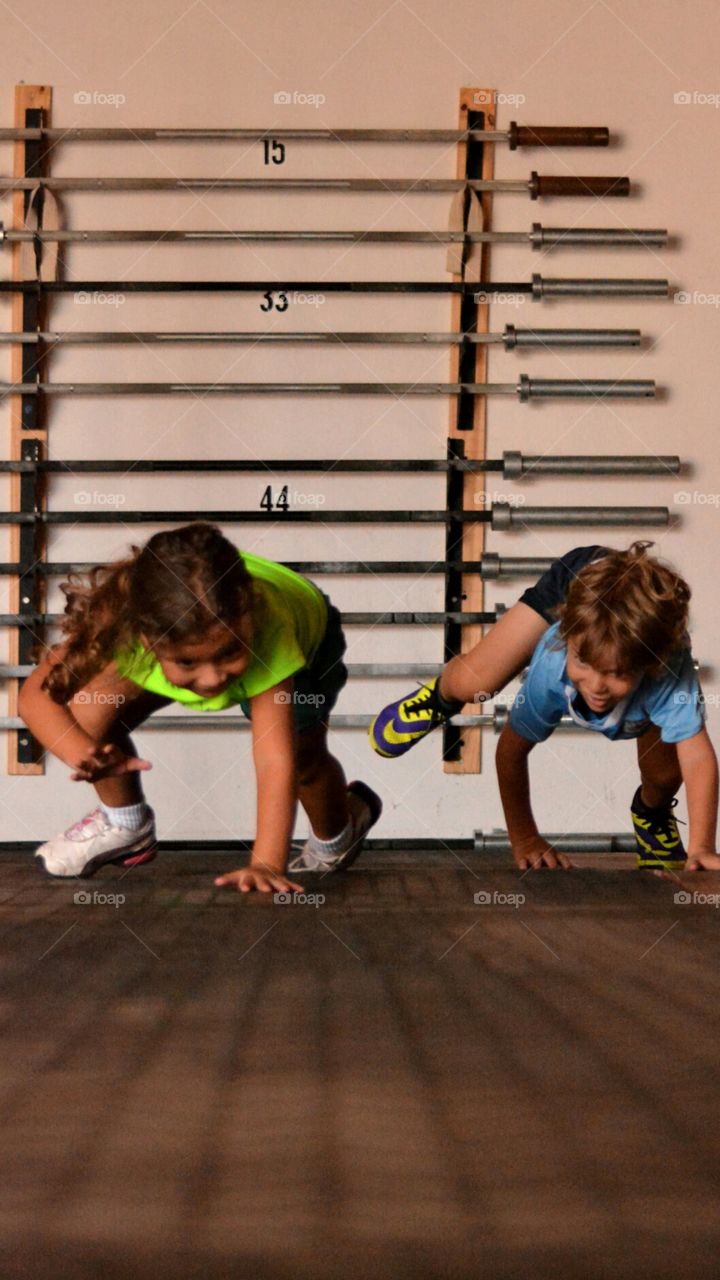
[551,541,691,676]
[41,522,254,705]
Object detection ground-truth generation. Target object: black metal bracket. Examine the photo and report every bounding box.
[15,106,48,765]
[442,106,486,762]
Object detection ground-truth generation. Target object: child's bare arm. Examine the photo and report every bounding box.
[17,646,96,767]
[676,727,720,870]
[496,723,573,871]
[17,646,151,781]
[215,677,303,894]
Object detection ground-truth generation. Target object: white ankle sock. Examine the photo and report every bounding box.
[99,801,149,832]
[309,817,354,857]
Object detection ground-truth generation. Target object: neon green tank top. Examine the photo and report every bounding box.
[113,550,328,711]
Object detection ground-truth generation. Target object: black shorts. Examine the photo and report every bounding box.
[518,545,610,624]
[239,594,348,733]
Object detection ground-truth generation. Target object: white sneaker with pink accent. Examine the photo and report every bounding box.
[35,807,157,879]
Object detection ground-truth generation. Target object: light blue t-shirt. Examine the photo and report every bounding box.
[509,622,705,745]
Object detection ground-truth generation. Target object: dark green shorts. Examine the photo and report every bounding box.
[239,596,348,733]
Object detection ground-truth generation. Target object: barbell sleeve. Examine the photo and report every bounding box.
[501,452,679,476]
[516,375,655,399]
[529,223,667,249]
[503,325,641,347]
[531,274,669,298]
[491,504,668,529]
[530,172,630,198]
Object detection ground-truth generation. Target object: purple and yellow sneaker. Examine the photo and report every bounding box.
[631,786,687,871]
[369,677,459,758]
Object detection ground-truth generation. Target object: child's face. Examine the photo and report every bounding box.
[148,619,253,696]
[565,638,639,713]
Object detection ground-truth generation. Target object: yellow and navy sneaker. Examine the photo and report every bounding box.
[369,677,460,758]
[631,785,687,870]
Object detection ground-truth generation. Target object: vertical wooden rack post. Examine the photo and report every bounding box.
[443,88,495,774]
[7,83,52,774]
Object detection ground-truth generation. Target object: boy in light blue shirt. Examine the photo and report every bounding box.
[496,542,719,873]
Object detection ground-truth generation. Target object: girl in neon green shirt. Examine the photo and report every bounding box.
[19,522,381,889]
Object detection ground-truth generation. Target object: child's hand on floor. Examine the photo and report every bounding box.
[684,850,720,872]
[512,837,573,872]
[215,866,304,894]
[70,743,152,782]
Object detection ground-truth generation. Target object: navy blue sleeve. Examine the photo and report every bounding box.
[518,545,610,624]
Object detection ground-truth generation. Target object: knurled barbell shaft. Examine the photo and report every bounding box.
[0,507,670,526]
[0,453,679,475]
[0,223,667,248]
[0,276,669,297]
[0,124,610,147]
[0,173,630,197]
[0,377,656,398]
[0,326,644,348]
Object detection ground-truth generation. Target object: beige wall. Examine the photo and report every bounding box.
[1,0,719,845]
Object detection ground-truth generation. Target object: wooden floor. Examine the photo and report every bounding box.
[1,849,719,1279]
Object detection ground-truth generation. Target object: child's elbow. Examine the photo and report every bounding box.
[17,669,49,723]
